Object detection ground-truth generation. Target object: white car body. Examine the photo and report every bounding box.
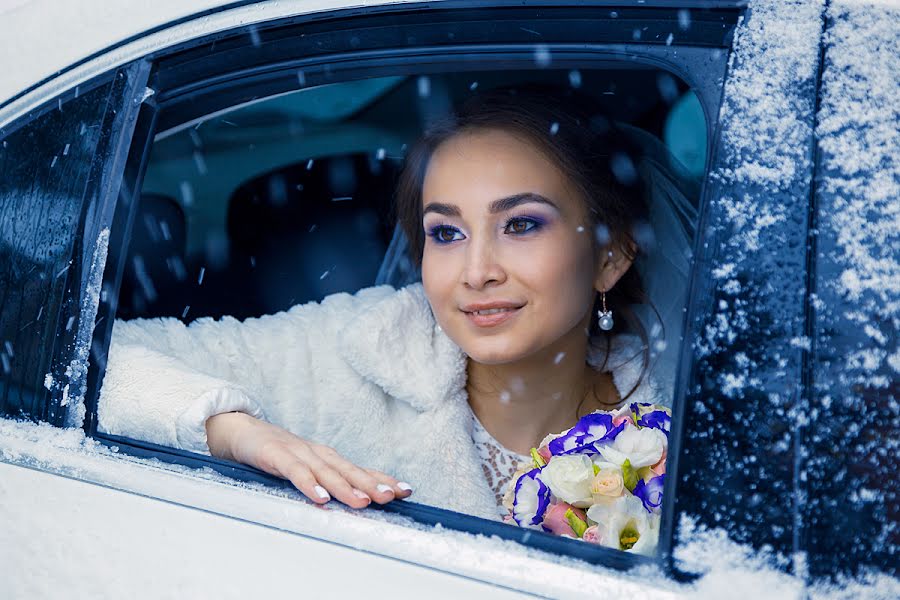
[0,1,684,598]
[2,0,897,597]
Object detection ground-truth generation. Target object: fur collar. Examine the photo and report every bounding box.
[338,283,660,412]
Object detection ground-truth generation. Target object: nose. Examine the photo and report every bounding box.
[461,234,506,290]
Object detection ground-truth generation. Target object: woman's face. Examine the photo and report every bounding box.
[420,128,629,365]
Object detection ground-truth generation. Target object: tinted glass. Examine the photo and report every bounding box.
[0,78,124,425]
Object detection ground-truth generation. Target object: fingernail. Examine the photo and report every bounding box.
[352,488,371,501]
[397,481,413,492]
[376,484,394,495]
[314,485,330,500]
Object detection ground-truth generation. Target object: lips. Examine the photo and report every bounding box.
[460,302,525,328]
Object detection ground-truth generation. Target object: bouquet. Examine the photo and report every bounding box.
[502,403,670,555]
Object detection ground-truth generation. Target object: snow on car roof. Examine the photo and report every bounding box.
[0,0,426,121]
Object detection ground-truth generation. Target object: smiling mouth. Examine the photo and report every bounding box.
[461,304,524,328]
[468,307,518,316]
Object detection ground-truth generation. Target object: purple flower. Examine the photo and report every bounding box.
[633,474,665,513]
[631,403,671,434]
[512,469,552,527]
[548,413,625,456]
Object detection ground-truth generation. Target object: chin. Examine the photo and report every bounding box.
[458,337,532,366]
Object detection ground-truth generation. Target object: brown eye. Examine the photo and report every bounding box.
[439,228,455,242]
[504,218,539,235]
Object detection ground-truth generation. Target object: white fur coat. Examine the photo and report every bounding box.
[99,283,662,521]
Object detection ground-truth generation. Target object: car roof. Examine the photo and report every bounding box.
[0,0,746,128]
[0,0,423,115]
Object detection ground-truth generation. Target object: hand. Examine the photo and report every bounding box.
[205,412,413,509]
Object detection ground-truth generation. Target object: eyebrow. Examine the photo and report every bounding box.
[422,193,560,217]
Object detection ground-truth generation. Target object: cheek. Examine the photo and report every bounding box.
[421,248,456,313]
[512,234,596,296]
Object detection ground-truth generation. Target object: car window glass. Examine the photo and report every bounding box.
[0,81,116,424]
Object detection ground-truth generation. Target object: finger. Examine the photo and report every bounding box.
[365,468,414,499]
[261,446,331,505]
[311,445,398,504]
[309,461,372,509]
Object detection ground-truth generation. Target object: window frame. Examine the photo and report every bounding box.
[75,1,743,575]
[0,62,150,427]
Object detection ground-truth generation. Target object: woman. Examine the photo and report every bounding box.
[98,87,664,521]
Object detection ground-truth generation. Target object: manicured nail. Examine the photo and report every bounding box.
[352,488,371,501]
[376,484,394,495]
[314,485,330,500]
[397,481,413,492]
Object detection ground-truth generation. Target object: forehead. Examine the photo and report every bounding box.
[422,128,574,204]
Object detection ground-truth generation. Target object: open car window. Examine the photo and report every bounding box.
[95,66,709,563]
[62,3,737,574]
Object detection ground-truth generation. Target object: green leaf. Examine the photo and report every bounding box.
[565,508,588,538]
[622,459,638,492]
[530,448,546,469]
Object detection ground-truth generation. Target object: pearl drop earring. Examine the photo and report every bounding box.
[597,291,614,331]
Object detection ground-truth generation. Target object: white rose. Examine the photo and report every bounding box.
[541,454,594,507]
[597,424,666,468]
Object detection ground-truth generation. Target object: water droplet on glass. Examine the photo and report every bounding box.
[182,305,191,319]
[50,155,58,168]
[576,226,585,233]
[376,148,386,160]
[533,45,552,67]
[306,158,314,170]
[632,28,642,41]
[499,390,511,404]
[4,341,13,357]
[554,352,566,365]
[510,377,526,395]
[594,224,610,245]
[297,70,307,86]
[63,143,70,156]
[197,267,206,285]
[320,269,331,280]
[677,9,691,30]
[469,81,479,91]
[549,122,559,135]
[568,70,582,88]
[665,32,674,46]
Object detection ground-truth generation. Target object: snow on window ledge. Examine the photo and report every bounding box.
[0,418,680,598]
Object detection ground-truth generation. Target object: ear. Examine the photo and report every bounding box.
[594,242,635,293]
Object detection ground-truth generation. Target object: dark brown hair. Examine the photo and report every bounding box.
[394,85,654,403]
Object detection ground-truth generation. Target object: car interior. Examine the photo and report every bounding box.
[119,66,706,396]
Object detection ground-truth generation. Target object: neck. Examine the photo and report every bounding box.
[465,330,618,455]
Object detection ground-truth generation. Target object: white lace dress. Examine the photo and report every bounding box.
[470,411,533,517]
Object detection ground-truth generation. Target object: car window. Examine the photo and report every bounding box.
[95,65,705,556]
[76,4,737,572]
[0,71,143,427]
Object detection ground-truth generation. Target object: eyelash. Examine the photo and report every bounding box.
[426,217,543,245]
